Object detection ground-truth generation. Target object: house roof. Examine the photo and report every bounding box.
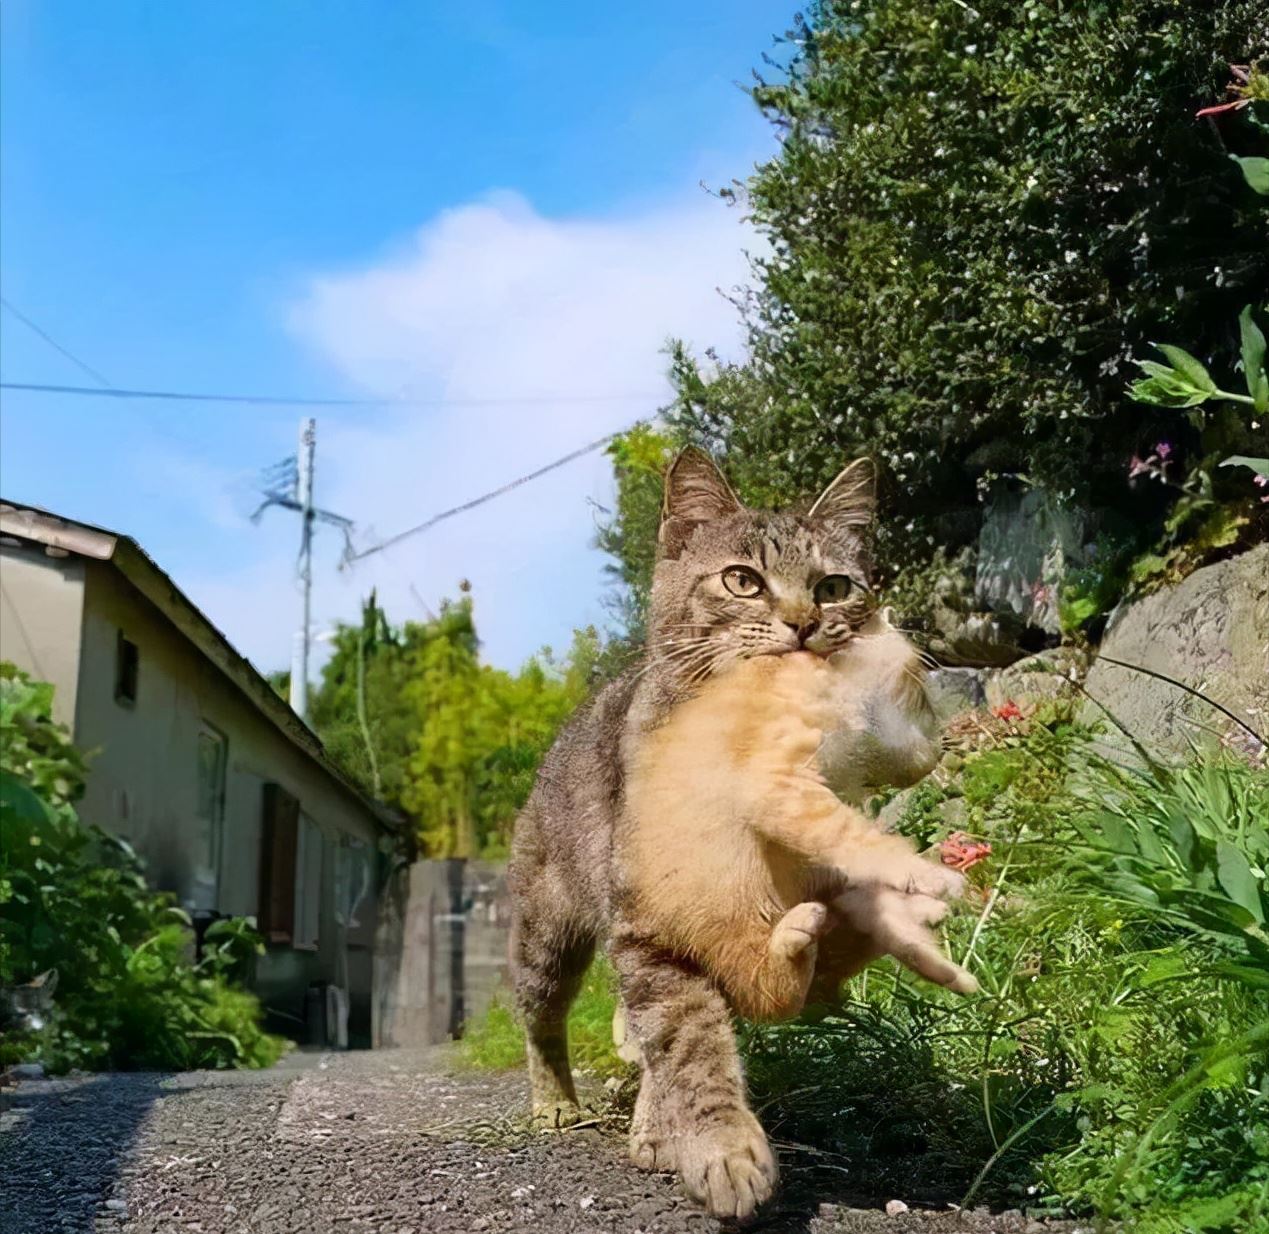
[0,499,399,835]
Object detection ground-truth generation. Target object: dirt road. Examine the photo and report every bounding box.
[0,1049,1077,1233]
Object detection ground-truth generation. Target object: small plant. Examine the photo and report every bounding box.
[0,663,287,1072]
[1122,304,1268,590]
[459,953,622,1078]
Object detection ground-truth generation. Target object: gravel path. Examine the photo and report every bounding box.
[0,1050,1080,1234]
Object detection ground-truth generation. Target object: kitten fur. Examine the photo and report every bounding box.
[508,449,967,1220]
[624,612,977,1024]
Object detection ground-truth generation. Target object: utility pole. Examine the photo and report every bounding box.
[252,418,355,724]
[292,418,316,720]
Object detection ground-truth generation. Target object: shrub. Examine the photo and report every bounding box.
[0,663,286,1072]
[661,1,1269,585]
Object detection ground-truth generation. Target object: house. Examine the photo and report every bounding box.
[0,500,398,1047]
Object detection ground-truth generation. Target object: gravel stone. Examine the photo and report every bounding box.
[0,1048,1081,1233]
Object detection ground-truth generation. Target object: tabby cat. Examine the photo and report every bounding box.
[508,450,966,1219]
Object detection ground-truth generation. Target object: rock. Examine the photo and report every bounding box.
[977,484,1085,636]
[884,1198,909,1215]
[926,667,989,723]
[984,646,1089,715]
[8,1063,45,1081]
[1082,544,1269,760]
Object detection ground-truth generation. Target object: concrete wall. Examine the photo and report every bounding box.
[0,542,86,727]
[69,559,383,1041]
[374,859,511,1048]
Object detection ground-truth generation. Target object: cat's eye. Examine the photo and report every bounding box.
[814,574,854,604]
[721,566,765,598]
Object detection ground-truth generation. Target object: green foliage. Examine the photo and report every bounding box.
[595,424,680,647]
[767,730,1269,1228]
[0,664,286,1073]
[459,953,621,1078]
[398,599,598,858]
[598,3,1269,611]
[1124,304,1268,590]
[308,595,602,858]
[309,591,436,816]
[1072,760,1269,988]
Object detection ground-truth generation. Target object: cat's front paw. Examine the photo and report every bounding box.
[850,848,965,901]
[676,1109,778,1219]
[530,1098,587,1130]
[899,856,965,901]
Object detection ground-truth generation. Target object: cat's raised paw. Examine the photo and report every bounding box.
[676,1110,778,1220]
[768,900,832,961]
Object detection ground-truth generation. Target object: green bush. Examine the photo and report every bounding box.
[0,663,286,1072]
[749,726,1269,1229]
[660,1,1268,584]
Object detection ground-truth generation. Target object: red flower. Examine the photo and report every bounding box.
[993,700,1023,721]
[941,832,993,871]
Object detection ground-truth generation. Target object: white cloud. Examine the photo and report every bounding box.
[184,190,754,672]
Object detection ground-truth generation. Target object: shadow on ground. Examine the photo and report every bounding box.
[0,1072,171,1234]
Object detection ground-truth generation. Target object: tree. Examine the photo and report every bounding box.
[652,1,1268,589]
[306,596,604,857]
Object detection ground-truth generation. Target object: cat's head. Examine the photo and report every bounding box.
[650,448,876,677]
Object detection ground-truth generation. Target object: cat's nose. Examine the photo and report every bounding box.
[784,619,819,645]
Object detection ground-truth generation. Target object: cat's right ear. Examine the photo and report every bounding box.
[658,447,742,558]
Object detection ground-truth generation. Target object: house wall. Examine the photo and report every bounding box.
[0,542,86,727]
[72,559,382,1041]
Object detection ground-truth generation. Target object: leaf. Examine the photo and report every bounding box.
[1155,345,1217,393]
[1232,155,1269,195]
[0,770,52,826]
[1220,454,1269,480]
[1215,840,1264,923]
[1128,365,1211,408]
[1239,305,1268,410]
[1211,961,1269,989]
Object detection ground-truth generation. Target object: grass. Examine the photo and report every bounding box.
[460,953,623,1078]
[463,710,1269,1230]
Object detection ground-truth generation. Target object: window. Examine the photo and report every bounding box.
[293,814,323,951]
[193,725,227,905]
[334,836,373,947]
[258,783,299,943]
[114,631,139,704]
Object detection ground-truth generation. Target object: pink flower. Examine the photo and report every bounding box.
[941,832,993,871]
[1154,441,1173,460]
[1197,65,1254,118]
[1128,454,1151,478]
[1196,99,1251,117]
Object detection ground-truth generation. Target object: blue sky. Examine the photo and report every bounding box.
[0,2,781,671]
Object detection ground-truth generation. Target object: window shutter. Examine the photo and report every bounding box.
[259,783,299,943]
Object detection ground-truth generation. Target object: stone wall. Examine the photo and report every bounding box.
[1081,543,1268,759]
[372,858,512,1049]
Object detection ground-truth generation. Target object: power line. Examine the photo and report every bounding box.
[344,431,623,565]
[0,379,662,410]
[0,300,115,390]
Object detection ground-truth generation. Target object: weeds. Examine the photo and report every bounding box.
[0,664,287,1073]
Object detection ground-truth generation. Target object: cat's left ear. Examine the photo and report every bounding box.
[808,458,877,532]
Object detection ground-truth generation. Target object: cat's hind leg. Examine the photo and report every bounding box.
[509,872,596,1129]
